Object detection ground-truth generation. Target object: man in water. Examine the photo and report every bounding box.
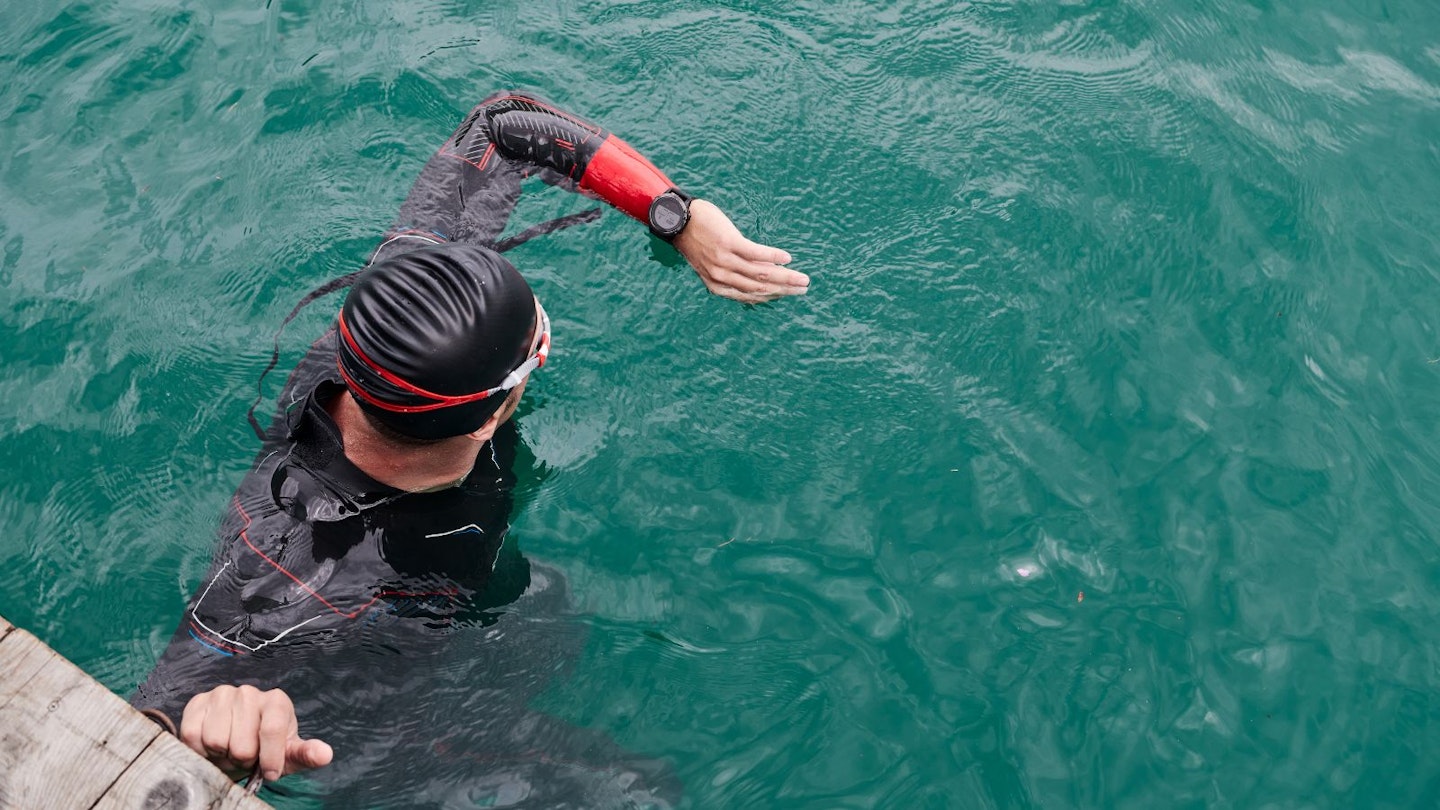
[131,91,807,802]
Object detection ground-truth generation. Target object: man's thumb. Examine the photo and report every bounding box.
[285,737,334,773]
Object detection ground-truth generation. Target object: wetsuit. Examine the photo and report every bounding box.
[132,92,681,808]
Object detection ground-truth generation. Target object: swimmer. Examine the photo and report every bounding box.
[130,90,807,799]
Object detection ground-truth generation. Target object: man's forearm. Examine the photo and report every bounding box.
[452,92,684,223]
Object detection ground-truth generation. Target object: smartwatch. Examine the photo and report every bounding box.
[647,189,693,243]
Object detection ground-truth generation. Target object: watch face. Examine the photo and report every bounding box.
[651,195,686,234]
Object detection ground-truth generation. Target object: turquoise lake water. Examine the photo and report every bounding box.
[3,0,1440,806]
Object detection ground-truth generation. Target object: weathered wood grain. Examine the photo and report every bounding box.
[0,628,58,709]
[0,618,271,809]
[0,628,160,809]
[94,731,269,810]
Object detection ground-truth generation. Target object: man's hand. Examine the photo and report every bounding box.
[673,199,810,303]
[180,685,333,782]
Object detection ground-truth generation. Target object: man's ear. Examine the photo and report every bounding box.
[466,414,501,444]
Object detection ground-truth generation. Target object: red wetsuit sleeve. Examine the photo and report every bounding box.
[470,93,682,226]
[577,135,675,223]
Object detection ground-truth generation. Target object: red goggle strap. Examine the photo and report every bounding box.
[337,313,498,413]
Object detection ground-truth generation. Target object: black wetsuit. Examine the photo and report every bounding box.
[132,92,681,809]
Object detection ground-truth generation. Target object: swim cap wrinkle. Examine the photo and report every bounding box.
[338,244,537,440]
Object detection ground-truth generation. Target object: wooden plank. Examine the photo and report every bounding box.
[0,614,12,640]
[94,731,270,810]
[0,626,51,709]
[0,618,271,809]
[0,629,160,809]
[0,624,53,715]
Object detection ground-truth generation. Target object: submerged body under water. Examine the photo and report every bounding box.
[263,561,677,809]
[130,336,678,806]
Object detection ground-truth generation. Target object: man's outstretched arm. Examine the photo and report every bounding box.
[390,91,810,303]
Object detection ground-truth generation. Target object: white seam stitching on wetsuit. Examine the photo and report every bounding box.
[190,560,328,653]
[424,524,486,539]
[366,233,443,268]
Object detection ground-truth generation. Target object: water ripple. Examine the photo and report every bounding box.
[6,0,1440,806]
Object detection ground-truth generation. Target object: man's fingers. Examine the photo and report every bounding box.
[198,687,239,759]
[734,239,791,265]
[732,242,810,287]
[710,275,795,303]
[226,688,264,766]
[701,255,809,303]
[257,694,294,780]
[777,268,811,289]
[708,266,772,296]
[711,282,782,305]
[716,271,793,301]
[735,261,810,291]
[714,242,809,288]
[715,262,810,299]
[705,280,762,303]
[179,693,211,756]
[286,738,335,774]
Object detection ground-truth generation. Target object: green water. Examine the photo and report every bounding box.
[4,0,1440,806]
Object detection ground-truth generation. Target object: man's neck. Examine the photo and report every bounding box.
[325,393,481,492]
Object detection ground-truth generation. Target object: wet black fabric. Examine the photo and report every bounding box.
[131,331,526,724]
[132,91,679,808]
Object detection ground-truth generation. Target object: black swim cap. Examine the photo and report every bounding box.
[336,244,537,440]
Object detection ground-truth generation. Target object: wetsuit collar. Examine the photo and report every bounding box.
[291,380,402,500]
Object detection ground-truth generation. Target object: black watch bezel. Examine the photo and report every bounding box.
[647,189,693,243]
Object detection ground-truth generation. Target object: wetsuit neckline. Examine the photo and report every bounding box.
[292,381,403,500]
